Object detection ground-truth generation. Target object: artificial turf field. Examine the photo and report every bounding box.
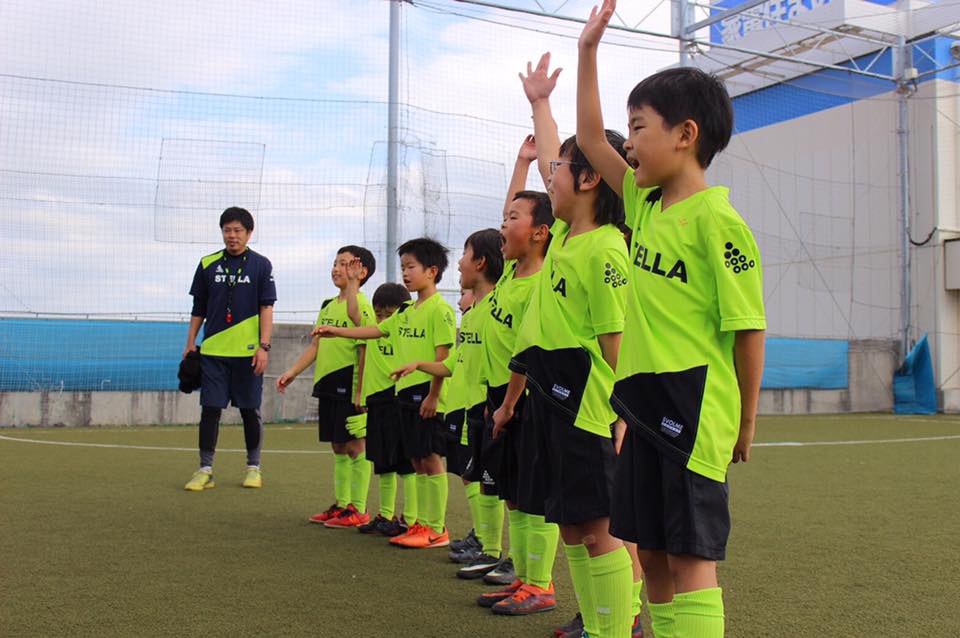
[2,414,959,638]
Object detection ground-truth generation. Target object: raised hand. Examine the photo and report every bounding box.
[579,0,616,50]
[518,134,537,163]
[519,52,562,104]
[345,257,363,287]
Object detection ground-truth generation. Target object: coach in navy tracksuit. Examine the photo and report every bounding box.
[182,206,276,491]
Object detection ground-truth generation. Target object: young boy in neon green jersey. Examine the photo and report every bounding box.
[476,143,560,617]
[491,53,635,635]
[577,3,767,636]
[355,282,418,538]
[315,238,457,550]
[277,246,376,528]
[393,228,505,579]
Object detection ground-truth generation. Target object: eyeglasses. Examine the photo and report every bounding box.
[549,159,585,175]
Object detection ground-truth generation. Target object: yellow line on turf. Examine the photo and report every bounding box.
[0,434,330,454]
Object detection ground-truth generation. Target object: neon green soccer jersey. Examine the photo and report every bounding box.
[444,343,467,415]
[483,261,540,391]
[360,326,400,406]
[379,292,457,406]
[614,168,766,482]
[511,220,630,437]
[312,293,376,401]
[456,291,494,410]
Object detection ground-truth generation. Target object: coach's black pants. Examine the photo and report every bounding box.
[199,407,263,468]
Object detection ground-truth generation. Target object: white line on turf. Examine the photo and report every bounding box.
[0,434,330,454]
[754,434,960,447]
[1,433,959,452]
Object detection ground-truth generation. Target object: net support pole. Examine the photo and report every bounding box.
[386,0,402,282]
[895,32,913,360]
[675,0,691,66]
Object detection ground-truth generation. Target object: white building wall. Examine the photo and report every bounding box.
[710,78,960,410]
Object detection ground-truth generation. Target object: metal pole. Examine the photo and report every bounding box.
[678,0,690,66]
[386,0,401,282]
[895,33,912,359]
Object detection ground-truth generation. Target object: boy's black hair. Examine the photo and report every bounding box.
[372,282,411,309]
[559,130,627,227]
[627,67,733,168]
[464,228,505,286]
[512,190,554,228]
[220,206,254,231]
[337,245,376,286]
[397,237,449,284]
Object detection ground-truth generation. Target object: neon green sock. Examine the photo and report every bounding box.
[673,587,724,638]
[648,601,677,638]
[378,472,397,519]
[349,453,372,513]
[426,473,448,534]
[333,453,351,507]
[632,579,644,617]
[508,509,529,582]
[464,482,481,542]
[565,543,597,635]
[525,514,559,589]
[477,494,504,557]
[416,473,430,526]
[401,472,418,524]
[589,547,633,638]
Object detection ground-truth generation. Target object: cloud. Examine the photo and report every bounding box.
[0,0,678,321]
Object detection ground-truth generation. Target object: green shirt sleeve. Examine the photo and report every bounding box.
[622,167,659,232]
[378,305,400,337]
[443,349,458,375]
[709,223,767,332]
[586,236,629,337]
[623,167,639,229]
[432,300,456,350]
[360,297,376,328]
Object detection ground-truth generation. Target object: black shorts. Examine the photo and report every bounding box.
[479,386,524,502]
[199,354,263,409]
[519,391,616,525]
[366,390,413,476]
[444,408,469,477]
[317,397,360,444]
[397,383,446,461]
[610,427,730,561]
[462,410,486,484]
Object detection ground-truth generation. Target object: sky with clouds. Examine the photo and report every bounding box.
[0,0,679,323]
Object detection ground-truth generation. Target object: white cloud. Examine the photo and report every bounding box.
[0,1,677,321]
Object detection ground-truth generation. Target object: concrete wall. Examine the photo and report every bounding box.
[709,79,960,412]
[758,339,897,415]
[0,323,320,427]
[0,330,899,426]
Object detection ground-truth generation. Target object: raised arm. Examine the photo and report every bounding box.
[577,0,629,196]
[504,135,537,215]
[520,53,562,188]
[344,258,363,327]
